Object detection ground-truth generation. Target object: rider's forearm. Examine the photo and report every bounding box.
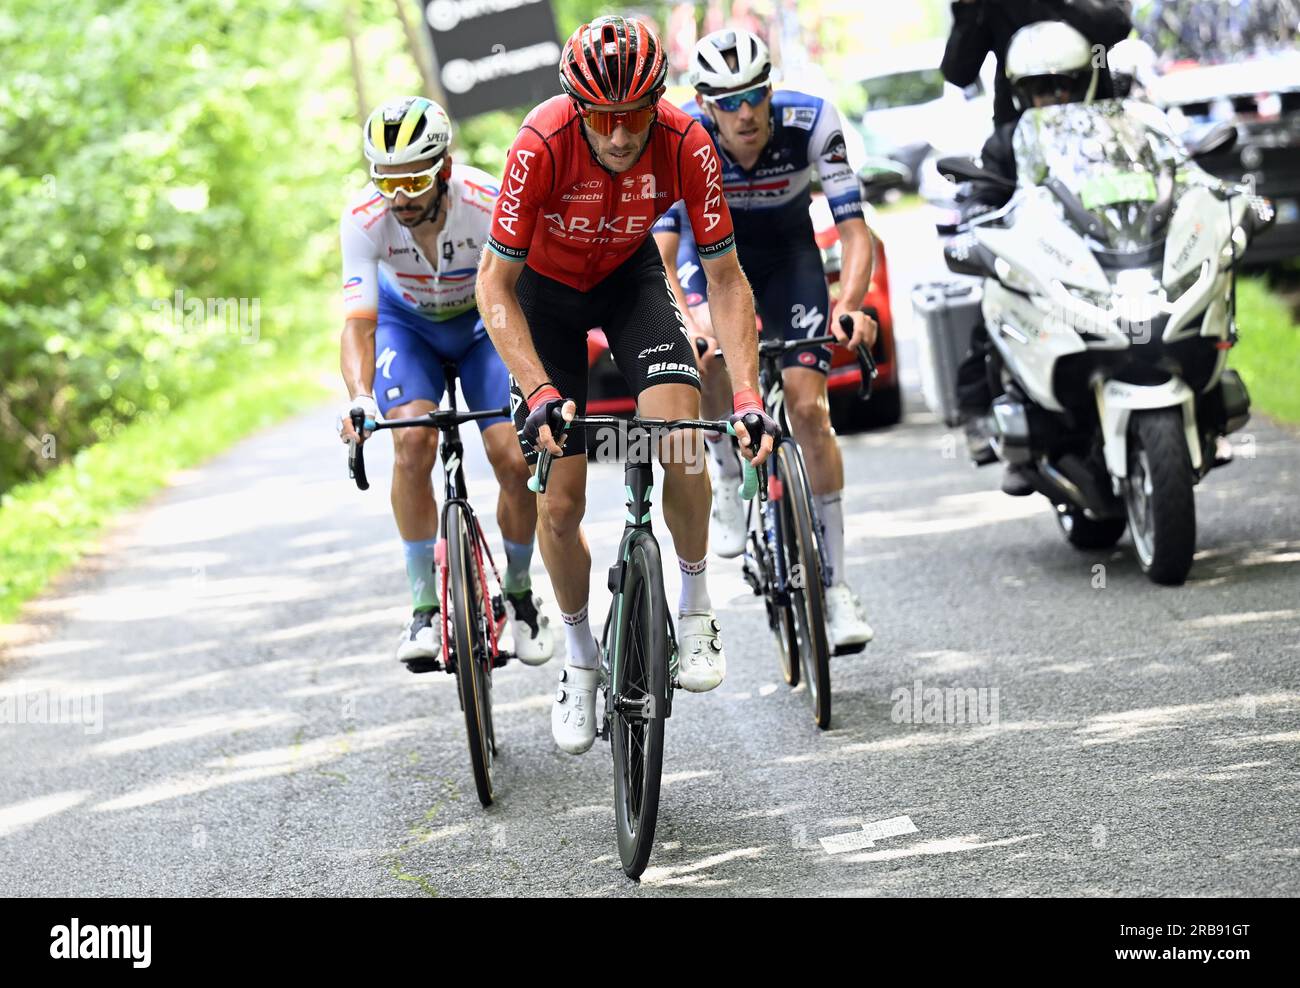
[476,262,551,398]
[836,220,875,312]
[707,270,759,398]
[340,318,377,400]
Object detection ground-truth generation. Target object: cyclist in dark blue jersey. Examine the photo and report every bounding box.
[655,28,876,652]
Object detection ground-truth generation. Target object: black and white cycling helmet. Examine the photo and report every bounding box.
[689,28,772,96]
[1108,37,1159,99]
[364,96,451,167]
[1006,21,1099,111]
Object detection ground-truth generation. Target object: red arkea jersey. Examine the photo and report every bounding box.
[486,96,736,291]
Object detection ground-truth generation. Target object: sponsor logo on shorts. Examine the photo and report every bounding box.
[386,385,402,401]
[798,351,817,366]
[377,347,398,379]
[647,361,700,380]
[638,342,675,359]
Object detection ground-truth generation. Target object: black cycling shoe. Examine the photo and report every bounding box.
[1001,465,1036,497]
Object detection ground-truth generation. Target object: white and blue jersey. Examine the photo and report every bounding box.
[653,90,864,373]
[339,164,510,428]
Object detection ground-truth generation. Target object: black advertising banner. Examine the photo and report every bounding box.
[423,0,562,118]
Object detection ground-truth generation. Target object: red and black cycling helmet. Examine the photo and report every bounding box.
[559,15,667,106]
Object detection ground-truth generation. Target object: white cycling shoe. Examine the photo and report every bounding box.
[552,664,598,754]
[675,611,726,693]
[710,480,748,559]
[825,583,875,652]
[396,608,440,663]
[506,591,554,666]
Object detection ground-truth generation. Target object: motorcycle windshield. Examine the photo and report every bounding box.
[1013,101,1186,253]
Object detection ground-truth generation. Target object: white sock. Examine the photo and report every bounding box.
[705,433,741,481]
[816,491,846,586]
[561,604,599,670]
[678,556,711,614]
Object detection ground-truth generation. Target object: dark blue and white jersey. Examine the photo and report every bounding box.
[652,89,863,249]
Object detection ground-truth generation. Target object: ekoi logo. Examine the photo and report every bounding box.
[495,147,536,238]
[691,144,724,233]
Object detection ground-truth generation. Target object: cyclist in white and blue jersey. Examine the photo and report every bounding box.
[337,97,553,667]
[654,29,876,652]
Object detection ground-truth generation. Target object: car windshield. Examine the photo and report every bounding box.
[1013,100,1189,252]
[859,68,946,111]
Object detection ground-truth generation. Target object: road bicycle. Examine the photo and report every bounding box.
[701,315,876,729]
[348,362,511,807]
[529,410,760,877]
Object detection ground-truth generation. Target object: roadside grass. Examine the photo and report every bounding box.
[0,321,334,624]
[1233,276,1300,426]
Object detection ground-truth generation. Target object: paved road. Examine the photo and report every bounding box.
[3,212,1298,896]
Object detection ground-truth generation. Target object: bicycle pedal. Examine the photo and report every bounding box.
[493,651,513,668]
[833,641,868,657]
[403,657,444,674]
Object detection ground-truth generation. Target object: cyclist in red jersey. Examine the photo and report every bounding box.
[477,15,777,756]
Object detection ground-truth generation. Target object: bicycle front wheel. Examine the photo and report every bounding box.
[610,532,669,879]
[776,441,832,729]
[445,501,495,807]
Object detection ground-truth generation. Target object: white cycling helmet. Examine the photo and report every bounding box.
[1108,37,1159,98]
[364,96,451,167]
[1006,21,1099,111]
[689,28,771,96]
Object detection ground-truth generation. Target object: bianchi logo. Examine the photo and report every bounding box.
[426,0,544,33]
[647,361,700,379]
[561,192,603,202]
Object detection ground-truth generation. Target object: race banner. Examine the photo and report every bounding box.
[423,0,562,118]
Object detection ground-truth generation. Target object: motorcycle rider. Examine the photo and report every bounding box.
[941,0,1133,128]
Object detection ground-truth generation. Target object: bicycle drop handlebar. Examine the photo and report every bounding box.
[346,406,510,492]
[693,312,879,400]
[525,411,765,502]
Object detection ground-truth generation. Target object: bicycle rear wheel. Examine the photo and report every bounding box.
[445,501,495,807]
[776,442,832,729]
[610,532,669,879]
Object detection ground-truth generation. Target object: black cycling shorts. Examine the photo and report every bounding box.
[510,237,700,461]
[673,228,832,376]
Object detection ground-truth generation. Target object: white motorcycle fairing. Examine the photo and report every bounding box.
[1095,377,1203,484]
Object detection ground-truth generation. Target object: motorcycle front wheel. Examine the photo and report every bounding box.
[1124,409,1196,586]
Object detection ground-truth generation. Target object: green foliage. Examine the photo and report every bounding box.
[0,322,333,622]
[0,0,357,492]
[1232,277,1300,426]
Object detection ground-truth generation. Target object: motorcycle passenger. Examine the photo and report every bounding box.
[941,0,1132,128]
[954,21,1105,495]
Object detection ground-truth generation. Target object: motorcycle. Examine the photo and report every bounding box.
[938,100,1275,585]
